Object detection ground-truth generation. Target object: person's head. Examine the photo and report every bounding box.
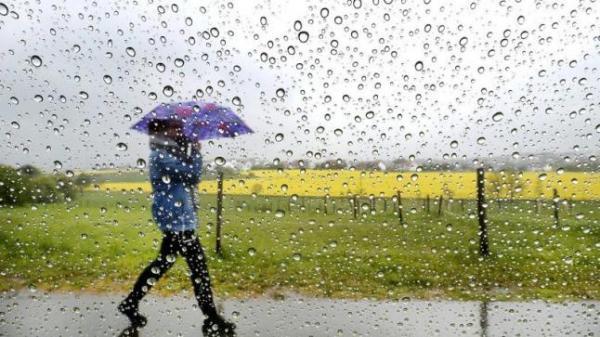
[148,119,186,142]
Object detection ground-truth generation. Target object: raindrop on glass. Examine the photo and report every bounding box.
[163,85,174,97]
[492,111,504,122]
[116,142,128,151]
[298,31,309,43]
[215,157,226,166]
[30,55,43,67]
[126,47,136,57]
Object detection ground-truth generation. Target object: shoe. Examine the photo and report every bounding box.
[202,315,236,337]
[118,300,148,328]
[117,326,140,337]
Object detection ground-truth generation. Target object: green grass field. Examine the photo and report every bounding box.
[0,191,598,301]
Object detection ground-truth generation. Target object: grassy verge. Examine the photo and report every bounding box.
[0,191,598,301]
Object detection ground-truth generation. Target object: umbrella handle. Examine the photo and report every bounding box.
[191,185,199,212]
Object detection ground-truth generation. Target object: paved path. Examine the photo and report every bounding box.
[0,292,597,337]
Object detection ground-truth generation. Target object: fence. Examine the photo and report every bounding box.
[208,169,585,258]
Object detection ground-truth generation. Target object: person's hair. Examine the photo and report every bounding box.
[148,119,181,135]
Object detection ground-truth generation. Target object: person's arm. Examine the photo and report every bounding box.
[152,150,202,184]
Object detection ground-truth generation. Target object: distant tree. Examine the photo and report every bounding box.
[315,159,348,170]
[17,164,42,177]
[74,173,93,193]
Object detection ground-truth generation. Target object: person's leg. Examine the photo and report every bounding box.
[178,231,236,335]
[119,231,178,325]
[178,230,219,317]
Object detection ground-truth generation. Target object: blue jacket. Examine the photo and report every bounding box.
[149,143,202,232]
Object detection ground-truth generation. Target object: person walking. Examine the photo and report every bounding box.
[118,118,236,336]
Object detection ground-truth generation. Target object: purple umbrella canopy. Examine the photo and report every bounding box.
[131,100,253,142]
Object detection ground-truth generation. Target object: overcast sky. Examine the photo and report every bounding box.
[0,0,598,171]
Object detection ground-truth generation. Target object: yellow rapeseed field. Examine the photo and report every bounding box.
[89,169,600,200]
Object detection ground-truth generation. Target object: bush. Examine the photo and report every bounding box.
[0,165,77,205]
[0,165,31,205]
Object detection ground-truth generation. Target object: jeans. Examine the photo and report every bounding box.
[124,230,218,317]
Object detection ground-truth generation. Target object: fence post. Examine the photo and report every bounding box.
[324,195,328,215]
[397,191,404,226]
[215,170,224,256]
[476,168,489,257]
[353,194,358,219]
[553,188,560,228]
[426,195,430,213]
[437,195,443,216]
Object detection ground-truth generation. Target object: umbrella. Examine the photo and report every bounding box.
[130,100,253,142]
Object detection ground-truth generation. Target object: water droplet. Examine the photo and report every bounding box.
[116,142,128,151]
[156,63,166,72]
[232,96,242,106]
[247,248,256,256]
[79,91,89,99]
[126,47,136,57]
[33,95,43,102]
[163,85,174,97]
[0,3,8,16]
[30,55,42,67]
[174,58,184,67]
[298,31,309,43]
[334,128,343,136]
[320,7,329,18]
[292,252,301,261]
[215,157,226,166]
[414,61,423,71]
[293,20,302,31]
[492,111,504,122]
[275,209,285,218]
[9,96,19,105]
[10,121,19,129]
[275,133,284,142]
[103,75,112,84]
[450,140,458,149]
[538,173,547,181]
[136,158,146,168]
[477,137,486,145]
[54,160,62,169]
[162,175,171,184]
[459,37,468,47]
[275,88,285,98]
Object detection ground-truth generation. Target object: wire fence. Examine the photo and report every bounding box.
[204,169,594,257]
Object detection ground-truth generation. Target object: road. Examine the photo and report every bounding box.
[0,292,597,336]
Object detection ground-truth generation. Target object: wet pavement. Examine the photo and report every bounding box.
[0,292,597,337]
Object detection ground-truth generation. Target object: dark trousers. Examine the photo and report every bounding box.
[124,230,218,318]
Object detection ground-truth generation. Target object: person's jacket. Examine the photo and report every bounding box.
[149,136,202,232]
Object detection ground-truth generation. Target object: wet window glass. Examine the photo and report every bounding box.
[0,1,598,336]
